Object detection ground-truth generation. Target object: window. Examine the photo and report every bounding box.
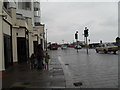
[25,2,31,10]
[3,2,9,9]
[18,2,23,9]
[18,2,31,10]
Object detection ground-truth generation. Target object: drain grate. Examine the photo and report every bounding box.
[73,82,83,87]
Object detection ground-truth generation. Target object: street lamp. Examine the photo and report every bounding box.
[46,29,47,51]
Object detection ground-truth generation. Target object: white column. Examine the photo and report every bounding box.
[0,1,5,71]
[29,33,34,56]
[12,28,18,63]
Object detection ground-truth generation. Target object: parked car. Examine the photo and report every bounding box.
[61,45,67,49]
[74,45,82,49]
[50,43,58,50]
[95,43,118,54]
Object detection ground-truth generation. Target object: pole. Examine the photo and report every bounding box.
[84,27,89,54]
[75,31,78,53]
[76,38,78,53]
[86,37,88,54]
[84,36,85,45]
[46,29,47,51]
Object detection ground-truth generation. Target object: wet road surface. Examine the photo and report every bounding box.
[49,48,118,88]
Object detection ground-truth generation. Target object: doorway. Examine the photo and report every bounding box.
[33,41,38,53]
[17,37,29,63]
[4,34,13,69]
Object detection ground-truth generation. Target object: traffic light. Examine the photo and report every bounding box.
[84,28,88,37]
[75,33,78,39]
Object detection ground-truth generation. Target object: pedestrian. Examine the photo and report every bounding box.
[30,53,37,69]
[44,52,50,70]
[35,44,44,70]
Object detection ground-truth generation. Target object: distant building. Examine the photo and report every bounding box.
[89,43,99,48]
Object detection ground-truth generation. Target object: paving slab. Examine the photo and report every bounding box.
[2,54,66,89]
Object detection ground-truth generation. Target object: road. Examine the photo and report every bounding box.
[49,48,118,88]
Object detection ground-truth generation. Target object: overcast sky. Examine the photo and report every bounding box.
[40,2,118,44]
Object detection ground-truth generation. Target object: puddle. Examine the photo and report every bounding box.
[73,82,83,87]
[65,64,69,65]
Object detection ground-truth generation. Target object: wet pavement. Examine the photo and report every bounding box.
[2,51,66,89]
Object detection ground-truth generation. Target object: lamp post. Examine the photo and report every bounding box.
[46,29,47,51]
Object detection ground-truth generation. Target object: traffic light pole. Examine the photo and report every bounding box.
[75,31,78,53]
[76,38,78,53]
[84,27,89,54]
[86,37,88,54]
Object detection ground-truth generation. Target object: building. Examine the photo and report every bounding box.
[0,0,45,71]
[15,0,44,52]
[16,1,41,26]
[0,1,14,71]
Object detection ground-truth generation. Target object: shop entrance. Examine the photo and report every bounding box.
[17,37,29,63]
[4,34,13,69]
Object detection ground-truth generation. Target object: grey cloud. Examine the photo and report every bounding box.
[41,2,118,43]
[99,17,118,27]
